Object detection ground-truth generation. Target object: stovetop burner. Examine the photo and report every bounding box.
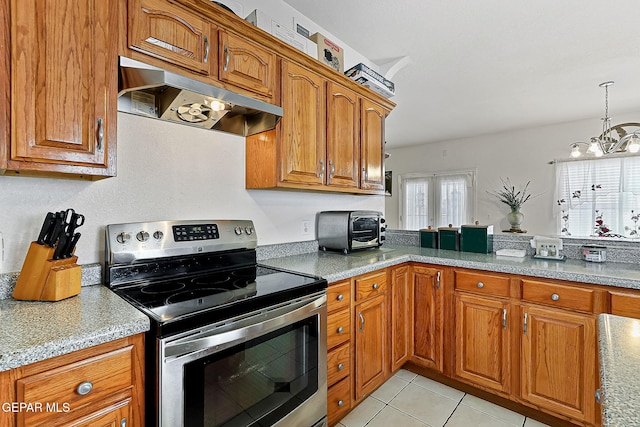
[105,220,327,337]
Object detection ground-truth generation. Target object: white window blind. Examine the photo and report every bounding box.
[400,171,475,230]
[554,156,640,237]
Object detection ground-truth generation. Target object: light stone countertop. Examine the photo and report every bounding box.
[598,314,640,427]
[260,245,640,289]
[0,285,149,372]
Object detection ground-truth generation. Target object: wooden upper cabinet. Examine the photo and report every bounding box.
[454,292,511,395]
[8,0,117,177]
[520,304,596,425]
[326,82,360,189]
[129,0,215,74]
[360,98,387,191]
[218,31,276,99]
[280,60,326,186]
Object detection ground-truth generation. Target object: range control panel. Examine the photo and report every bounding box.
[105,220,257,265]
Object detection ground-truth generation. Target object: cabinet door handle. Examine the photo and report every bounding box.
[595,389,602,404]
[204,36,210,63]
[523,312,528,335]
[76,381,93,395]
[337,294,344,301]
[223,45,229,71]
[551,293,560,301]
[96,118,104,151]
[476,281,484,288]
[121,418,127,427]
[358,312,365,332]
[337,326,344,334]
[362,167,368,180]
[436,271,441,290]
[329,159,335,178]
[318,159,325,178]
[502,308,507,330]
[372,283,379,289]
[337,363,344,371]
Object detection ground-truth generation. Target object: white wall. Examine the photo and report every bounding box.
[0,114,383,272]
[384,113,639,235]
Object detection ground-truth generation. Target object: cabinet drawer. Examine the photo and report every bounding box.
[327,280,351,313]
[327,376,351,426]
[355,271,387,300]
[327,308,351,349]
[327,342,350,387]
[522,279,594,313]
[610,291,640,318]
[455,270,510,297]
[17,346,133,426]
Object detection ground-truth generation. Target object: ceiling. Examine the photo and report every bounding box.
[282,0,640,149]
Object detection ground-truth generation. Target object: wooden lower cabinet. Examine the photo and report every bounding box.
[520,304,597,425]
[411,265,444,372]
[454,292,511,395]
[327,376,351,426]
[0,334,144,427]
[354,293,388,401]
[390,265,410,372]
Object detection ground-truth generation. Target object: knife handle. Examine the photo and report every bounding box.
[64,232,81,258]
[36,212,55,245]
[53,233,69,260]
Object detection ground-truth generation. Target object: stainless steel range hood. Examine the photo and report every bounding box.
[117,57,282,136]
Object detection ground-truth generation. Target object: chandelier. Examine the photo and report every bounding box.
[570,81,640,158]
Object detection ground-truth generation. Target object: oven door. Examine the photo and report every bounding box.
[351,215,380,250]
[158,292,327,427]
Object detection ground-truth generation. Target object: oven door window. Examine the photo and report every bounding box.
[352,217,379,244]
[183,317,319,427]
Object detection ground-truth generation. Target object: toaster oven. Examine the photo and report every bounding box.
[317,210,386,254]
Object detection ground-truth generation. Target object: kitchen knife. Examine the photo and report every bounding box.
[45,211,66,247]
[36,212,56,245]
[62,232,81,258]
[52,231,70,260]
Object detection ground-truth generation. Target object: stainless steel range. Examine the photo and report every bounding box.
[104,220,328,427]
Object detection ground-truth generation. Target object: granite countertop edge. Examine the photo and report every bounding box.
[0,286,150,372]
[260,245,640,290]
[597,314,640,427]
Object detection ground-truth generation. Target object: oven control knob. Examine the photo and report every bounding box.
[153,231,164,240]
[116,232,131,244]
[234,226,243,235]
[136,231,150,242]
[245,226,253,235]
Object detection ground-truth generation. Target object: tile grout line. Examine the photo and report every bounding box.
[442,392,467,426]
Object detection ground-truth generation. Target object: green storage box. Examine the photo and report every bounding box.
[420,227,438,248]
[460,222,494,253]
[438,225,460,251]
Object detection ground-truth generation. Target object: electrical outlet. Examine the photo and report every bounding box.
[301,220,310,235]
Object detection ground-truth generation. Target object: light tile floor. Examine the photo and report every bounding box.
[337,370,552,427]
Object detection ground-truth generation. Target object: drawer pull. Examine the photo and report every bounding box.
[551,293,560,301]
[372,283,379,289]
[76,381,93,396]
[477,282,484,288]
[337,399,344,407]
[337,294,344,301]
[337,327,344,334]
[337,363,344,371]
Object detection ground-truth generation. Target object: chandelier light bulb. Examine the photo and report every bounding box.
[588,138,600,153]
[628,135,640,154]
[594,148,604,157]
[571,144,582,158]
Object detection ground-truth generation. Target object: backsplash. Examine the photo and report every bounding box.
[386,229,640,264]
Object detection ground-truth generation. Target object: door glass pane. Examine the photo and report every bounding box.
[184,317,319,427]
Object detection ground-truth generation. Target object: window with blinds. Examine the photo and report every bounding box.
[554,156,640,237]
[400,171,476,230]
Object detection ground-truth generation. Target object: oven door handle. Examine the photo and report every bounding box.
[163,293,327,361]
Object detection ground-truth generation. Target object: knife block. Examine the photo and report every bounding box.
[13,242,81,301]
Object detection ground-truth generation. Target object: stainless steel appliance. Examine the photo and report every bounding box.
[118,57,283,136]
[104,220,328,427]
[317,210,386,254]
